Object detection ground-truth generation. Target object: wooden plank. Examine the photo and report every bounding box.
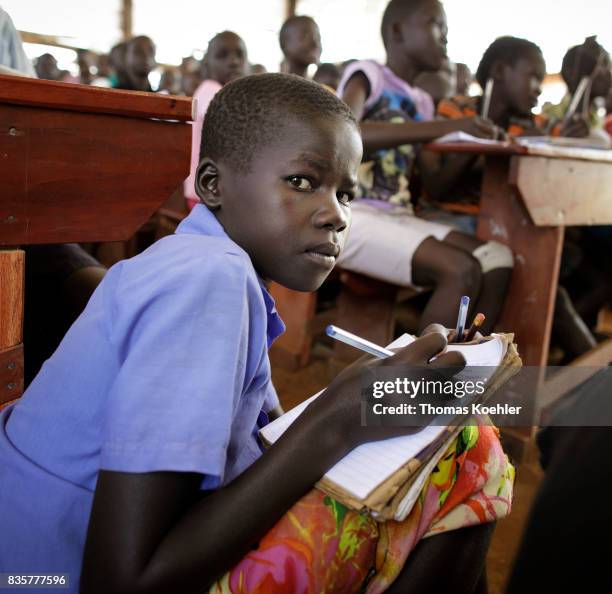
[0,75,193,122]
[513,157,612,226]
[0,344,24,405]
[0,103,191,245]
[477,157,563,367]
[539,338,612,412]
[0,250,24,349]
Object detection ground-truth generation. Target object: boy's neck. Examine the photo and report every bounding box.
[286,60,309,79]
[487,88,510,126]
[386,55,420,86]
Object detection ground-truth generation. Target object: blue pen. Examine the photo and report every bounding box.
[325,325,395,359]
[454,296,470,342]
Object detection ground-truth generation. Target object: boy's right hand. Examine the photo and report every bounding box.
[445,116,503,140]
[301,333,465,453]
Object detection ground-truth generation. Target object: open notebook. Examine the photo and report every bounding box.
[260,333,521,520]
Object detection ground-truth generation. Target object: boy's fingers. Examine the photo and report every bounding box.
[429,350,466,370]
[384,332,447,365]
[420,323,449,338]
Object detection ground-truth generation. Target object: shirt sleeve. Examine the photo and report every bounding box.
[0,9,36,77]
[338,60,385,114]
[100,250,257,482]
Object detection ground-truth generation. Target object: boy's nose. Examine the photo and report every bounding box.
[312,193,349,232]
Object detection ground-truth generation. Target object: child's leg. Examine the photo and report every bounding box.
[411,237,483,331]
[441,231,513,334]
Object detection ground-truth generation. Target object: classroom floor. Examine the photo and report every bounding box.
[271,346,543,594]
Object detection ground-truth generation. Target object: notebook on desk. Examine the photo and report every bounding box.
[260,333,521,521]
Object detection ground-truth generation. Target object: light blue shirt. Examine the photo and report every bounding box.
[0,205,284,590]
[0,7,36,76]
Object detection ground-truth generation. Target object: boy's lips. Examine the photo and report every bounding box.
[304,242,340,267]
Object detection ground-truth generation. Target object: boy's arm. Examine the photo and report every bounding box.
[341,72,497,152]
[81,333,462,594]
[81,412,345,594]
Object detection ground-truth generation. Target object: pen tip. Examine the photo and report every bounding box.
[325,325,334,337]
[461,295,470,306]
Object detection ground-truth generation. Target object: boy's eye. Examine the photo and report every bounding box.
[287,176,313,191]
[337,191,354,205]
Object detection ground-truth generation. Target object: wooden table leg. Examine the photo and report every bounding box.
[478,157,564,367]
[0,249,24,408]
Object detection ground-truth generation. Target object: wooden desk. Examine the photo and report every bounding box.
[427,141,612,367]
[427,141,612,452]
[0,75,192,405]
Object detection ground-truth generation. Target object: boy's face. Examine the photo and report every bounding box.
[282,19,322,68]
[207,115,362,292]
[207,33,248,85]
[501,51,545,117]
[127,37,156,77]
[396,0,448,72]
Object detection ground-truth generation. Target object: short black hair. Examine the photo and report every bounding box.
[200,73,357,174]
[475,36,543,88]
[561,37,608,87]
[279,15,317,48]
[380,0,431,49]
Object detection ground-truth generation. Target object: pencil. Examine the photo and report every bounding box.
[464,313,486,342]
[482,78,494,120]
[453,296,470,343]
[325,325,395,359]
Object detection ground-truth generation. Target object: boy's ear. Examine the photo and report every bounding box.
[195,158,222,210]
[389,21,403,45]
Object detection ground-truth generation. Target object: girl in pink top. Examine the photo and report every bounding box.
[185,31,249,210]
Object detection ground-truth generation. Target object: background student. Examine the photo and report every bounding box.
[279,14,322,78]
[337,0,513,333]
[184,30,249,210]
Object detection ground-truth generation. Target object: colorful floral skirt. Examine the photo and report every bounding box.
[209,422,514,594]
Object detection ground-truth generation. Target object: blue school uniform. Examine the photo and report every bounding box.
[0,205,285,591]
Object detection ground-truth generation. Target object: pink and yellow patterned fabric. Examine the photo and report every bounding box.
[209,421,514,594]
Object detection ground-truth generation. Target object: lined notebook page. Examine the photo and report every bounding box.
[260,333,507,501]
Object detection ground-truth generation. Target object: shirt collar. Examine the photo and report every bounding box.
[176,204,285,347]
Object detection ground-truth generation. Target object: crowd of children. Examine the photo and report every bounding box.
[2,0,612,592]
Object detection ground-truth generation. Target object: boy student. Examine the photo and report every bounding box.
[279,14,321,78]
[420,36,601,360]
[543,36,612,147]
[337,0,513,334]
[419,36,550,221]
[184,31,249,210]
[117,35,156,92]
[0,74,513,594]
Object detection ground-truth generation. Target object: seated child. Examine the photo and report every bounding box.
[0,73,513,594]
[418,36,601,359]
[419,36,549,222]
[184,31,249,210]
[337,0,513,333]
[117,35,156,92]
[542,36,612,147]
[279,15,322,78]
[313,61,342,90]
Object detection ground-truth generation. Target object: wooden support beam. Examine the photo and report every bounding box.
[122,0,133,40]
[285,0,298,19]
